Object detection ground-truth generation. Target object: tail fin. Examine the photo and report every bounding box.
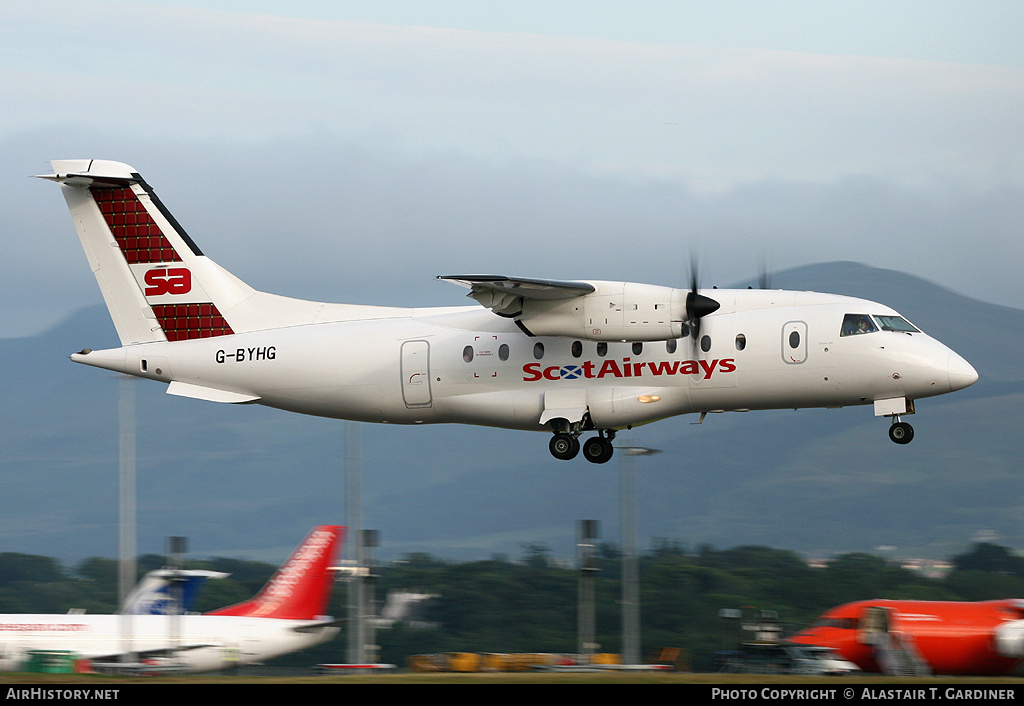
[121,569,228,615]
[205,526,344,620]
[39,159,253,345]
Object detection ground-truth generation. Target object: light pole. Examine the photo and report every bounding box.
[165,536,187,667]
[618,446,660,665]
[118,376,136,670]
[345,422,363,666]
[577,520,599,663]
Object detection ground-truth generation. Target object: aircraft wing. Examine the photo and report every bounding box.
[438,275,595,317]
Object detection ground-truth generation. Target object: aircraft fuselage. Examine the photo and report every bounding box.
[72,289,976,433]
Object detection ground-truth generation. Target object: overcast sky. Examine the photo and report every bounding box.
[3,1,1022,337]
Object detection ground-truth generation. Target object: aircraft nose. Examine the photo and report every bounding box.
[948,351,978,392]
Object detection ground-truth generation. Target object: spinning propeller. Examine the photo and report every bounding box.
[682,256,720,348]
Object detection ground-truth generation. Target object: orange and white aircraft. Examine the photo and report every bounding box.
[789,599,1024,676]
[0,526,343,673]
[39,160,978,463]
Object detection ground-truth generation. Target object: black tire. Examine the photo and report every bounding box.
[549,433,580,460]
[888,422,914,444]
[582,436,614,464]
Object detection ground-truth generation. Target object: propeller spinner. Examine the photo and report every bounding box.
[685,287,720,343]
[683,257,720,345]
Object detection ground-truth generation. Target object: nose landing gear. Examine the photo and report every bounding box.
[888,417,914,444]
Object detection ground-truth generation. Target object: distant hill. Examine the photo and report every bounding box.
[0,262,1019,565]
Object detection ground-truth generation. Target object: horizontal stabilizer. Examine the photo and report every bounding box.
[36,159,140,188]
[292,618,347,634]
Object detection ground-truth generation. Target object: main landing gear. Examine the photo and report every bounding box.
[888,417,914,445]
[549,429,616,464]
[549,432,580,460]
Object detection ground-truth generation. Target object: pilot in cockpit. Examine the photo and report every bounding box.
[841,314,877,336]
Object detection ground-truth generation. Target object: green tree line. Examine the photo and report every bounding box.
[2,542,1023,671]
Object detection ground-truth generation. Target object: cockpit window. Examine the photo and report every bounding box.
[841,314,877,337]
[875,315,920,333]
[812,617,856,629]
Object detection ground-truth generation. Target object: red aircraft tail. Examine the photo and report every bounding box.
[206,526,344,620]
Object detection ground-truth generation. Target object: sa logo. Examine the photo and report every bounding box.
[144,267,192,296]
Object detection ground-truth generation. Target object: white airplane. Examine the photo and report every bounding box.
[0,525,343,673]
[38,159,978,463]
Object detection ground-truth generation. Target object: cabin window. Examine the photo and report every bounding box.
[666,339,677,354]
[841,314,877,337]
[700,335,711,353]
[735,334,746,351]
[499,344,510,361]
[571,341,583,358]
[462,345,474,363]
[789,330,801,349]
[596,342,608,357]
[632,342,643,355]
[875,315,920,333]
[533,342,545,360]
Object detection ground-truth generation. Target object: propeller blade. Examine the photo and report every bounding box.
[758,257,772,290]
[683,255,720,348]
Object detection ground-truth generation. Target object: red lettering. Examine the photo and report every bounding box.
[698,359,718,380]
[679,360,699,375]
[144,267,191,296]
[523,363,542,382]
[647,361,680,376]
[522,356,737,382]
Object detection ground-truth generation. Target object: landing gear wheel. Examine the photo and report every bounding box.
[582,436,614,464]
[888,421,914,445]
[549,433,580,460]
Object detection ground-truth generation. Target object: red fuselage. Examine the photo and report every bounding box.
[790,599,1024,676]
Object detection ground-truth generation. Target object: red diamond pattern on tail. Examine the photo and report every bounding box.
[92,186,180,264]
[152,304,234,341]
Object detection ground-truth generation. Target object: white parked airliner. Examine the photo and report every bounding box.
[39,160,978,463]
[0,526,343,673]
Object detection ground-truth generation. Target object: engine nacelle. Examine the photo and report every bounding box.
[517,281,686,342]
